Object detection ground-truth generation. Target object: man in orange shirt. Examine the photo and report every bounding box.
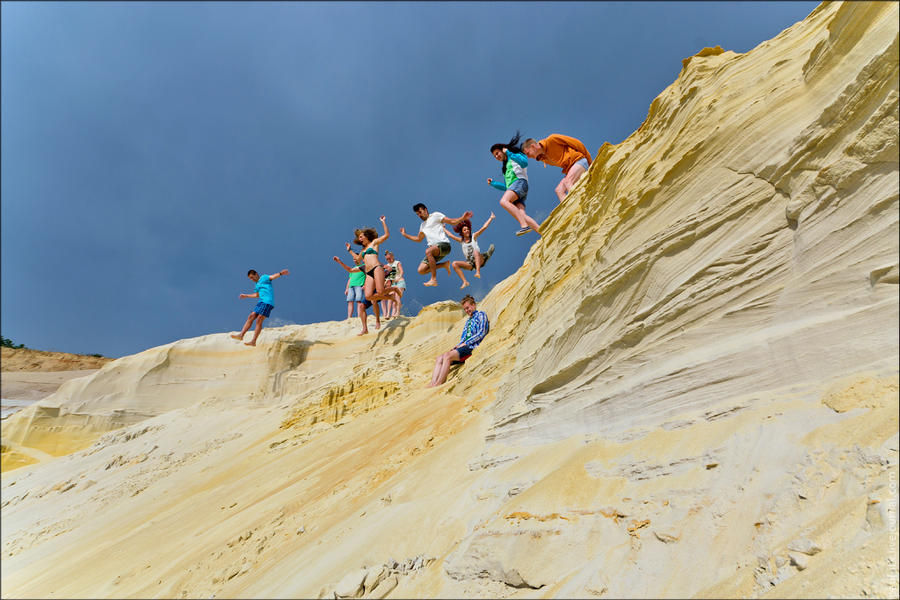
[522,134,592,202]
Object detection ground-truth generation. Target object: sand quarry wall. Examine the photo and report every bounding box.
[1,2,897,598]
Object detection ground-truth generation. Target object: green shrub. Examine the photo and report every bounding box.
[1,335,26,349]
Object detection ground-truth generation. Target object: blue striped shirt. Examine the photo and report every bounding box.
[458,310,489,349]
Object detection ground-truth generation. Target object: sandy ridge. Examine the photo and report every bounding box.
[2,347,113,372]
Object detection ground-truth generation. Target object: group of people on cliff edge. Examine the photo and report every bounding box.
[230,130,592,383]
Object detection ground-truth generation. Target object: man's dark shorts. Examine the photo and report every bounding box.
[455,344,474,360]
[422,242,452,265]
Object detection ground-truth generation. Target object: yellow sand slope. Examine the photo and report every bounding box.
[1,2,897,597]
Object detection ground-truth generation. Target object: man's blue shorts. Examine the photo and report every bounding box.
[346,285,365,303]
[456,344,474,360]
[253,302,274,318]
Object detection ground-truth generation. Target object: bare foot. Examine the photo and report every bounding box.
[474,272,481,278]
[460,281,470,289]
[375,320,381,330]
[424,279,438,287]
[230,334,243,340]
[358,330,368,336]
[244,341,256,346]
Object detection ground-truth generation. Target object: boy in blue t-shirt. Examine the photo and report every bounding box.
[231,268,289,346]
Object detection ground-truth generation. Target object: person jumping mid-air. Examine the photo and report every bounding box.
[399,203,472,287]
[346,216,390,330]
[444,212,495,288]
[232,268,289,346]
[487,131,541,237]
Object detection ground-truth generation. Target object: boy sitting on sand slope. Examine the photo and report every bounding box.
[427,294,490,387]
[231,268,289,346]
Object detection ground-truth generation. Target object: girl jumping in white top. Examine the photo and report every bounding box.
[444,212,495,289]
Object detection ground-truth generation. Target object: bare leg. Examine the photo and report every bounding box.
[382,281,397,317]
[514,203,541,235]
[554,179,568,202]
[424,246,439,285]
[387,289,401,317]
[232,312,256,340]
[452,260,471,288]
[562,163,587,198]
[347,301,353,320]
[428,354,446,387]
[499,190,528,228]
[364,277,382,329]
[373,267,388,302]
[357,301,368,335]
[428,349,461,387]
[396,292,403,316]
[364,274,384,304]
[245,314,266,346]
[473,250,484,278]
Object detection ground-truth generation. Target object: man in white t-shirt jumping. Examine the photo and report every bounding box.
[399,203,473,287]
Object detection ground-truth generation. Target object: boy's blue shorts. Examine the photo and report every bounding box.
[253,302,274,318]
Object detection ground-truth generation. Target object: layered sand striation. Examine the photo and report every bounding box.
[1,2,898,598]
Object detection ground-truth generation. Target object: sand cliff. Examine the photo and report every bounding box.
[1,2,898,597]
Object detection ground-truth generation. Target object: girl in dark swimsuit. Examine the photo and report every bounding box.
[347,215,390,330]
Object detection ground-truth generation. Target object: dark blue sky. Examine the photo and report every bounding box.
[1,1,819,358]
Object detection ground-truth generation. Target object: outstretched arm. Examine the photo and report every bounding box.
[333,256,360,273]
[443,226,462,243]
[345,242,361,263]
[486,177,507,191]
[399,227,425,243]
[240,292,260,299]
[269,269,290,280]
[473,212,495,240]
[442,211,474,227]
[373,215,390,245]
